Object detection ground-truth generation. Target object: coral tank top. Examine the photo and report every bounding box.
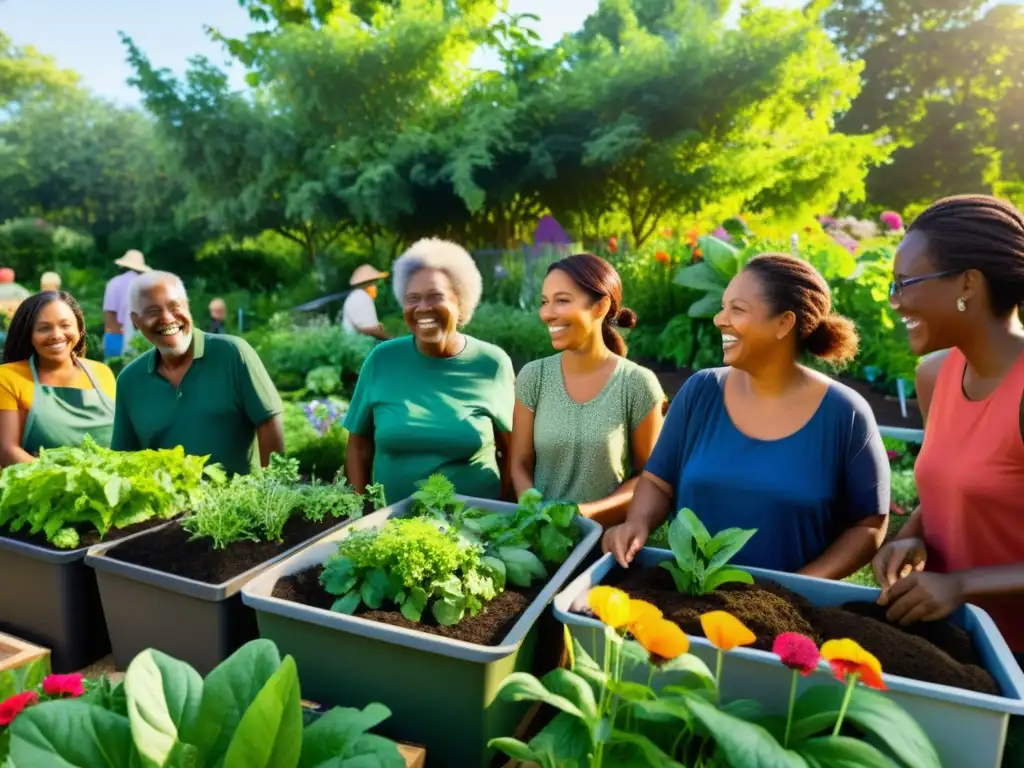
[916,347,1024,651]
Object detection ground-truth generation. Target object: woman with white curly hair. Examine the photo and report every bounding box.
[343,238,515,502]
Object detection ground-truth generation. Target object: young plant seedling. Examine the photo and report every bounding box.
[660,508,757,596]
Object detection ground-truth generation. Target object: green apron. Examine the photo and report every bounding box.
[21,357,115,455]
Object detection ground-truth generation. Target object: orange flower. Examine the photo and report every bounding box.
[628,599,662,626]
[661,228,673,238]
[588,586,632,628]
[820,639,886,690]
[633,618,689,659]
[692,247,703,262]
[687,227,699,247]
[700,611,756,651]
[655,250,670,265]
[608,236,618,254]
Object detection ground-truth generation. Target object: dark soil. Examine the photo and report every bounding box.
[273,564,544,646]
[1,516,173,552]
[606,565,1000,695]
[610,565,818,652]
[106,514,347,585]
[637,360,924,430]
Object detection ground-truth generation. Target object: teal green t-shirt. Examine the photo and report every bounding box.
[343,336,515,503]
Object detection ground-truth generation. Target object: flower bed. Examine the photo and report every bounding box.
[0,438,215,671]
[553,513,1024,767]
[241,477,602,768]
[85,456,379,674]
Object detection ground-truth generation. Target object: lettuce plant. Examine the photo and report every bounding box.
[6,639,403,768]
[660,508,757,596]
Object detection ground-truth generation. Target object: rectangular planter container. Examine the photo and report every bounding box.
[241,496,602,768]
[552,549,1024,768]
[0,525,166,673]
[86,517,356,676]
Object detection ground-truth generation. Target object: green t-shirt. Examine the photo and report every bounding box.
[515,354,664,504]
[111,330,283,475]
[344,335,514,504]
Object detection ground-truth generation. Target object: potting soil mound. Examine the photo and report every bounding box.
[273,565,543,646]
[107,514,345,584]
[1,517,172,551]
[611,566,819,652]
[607,566,1000,695]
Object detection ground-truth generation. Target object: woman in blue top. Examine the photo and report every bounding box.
[604,252,890,577]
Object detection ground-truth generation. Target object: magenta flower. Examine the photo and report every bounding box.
[818,216,837,230]
[42,673,85,698]
[773,632,820,676]
[880,211,904,231]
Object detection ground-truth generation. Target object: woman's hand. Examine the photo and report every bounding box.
[872,537,927,591]
[602,519,650,568]
[878,571,965,625]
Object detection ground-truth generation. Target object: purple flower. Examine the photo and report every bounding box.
[303,400,346,436]
[880,211,904,231]
[712,226,731,242]
[819,216,837,230]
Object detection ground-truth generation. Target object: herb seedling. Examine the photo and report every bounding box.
[660,508,757,596]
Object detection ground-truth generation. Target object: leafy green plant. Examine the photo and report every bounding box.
[181,454,371,550]
[0,435,222,549]
[660,508,757,596]
[7,639,404,767]
[304,365,342,396]
[321,517,502,625]
[252,316,374,393]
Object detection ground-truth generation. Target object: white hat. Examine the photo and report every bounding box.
[114,249,151,273]
[349,264,389,286]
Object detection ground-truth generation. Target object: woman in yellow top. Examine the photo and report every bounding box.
[0,291,116,466]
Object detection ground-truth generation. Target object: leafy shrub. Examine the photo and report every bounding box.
[463,302,552,369]
[305,365,342,396]
[283,400,349,481]
[251,314,374,392]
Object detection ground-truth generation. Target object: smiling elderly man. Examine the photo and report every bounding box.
[111,271,284,474]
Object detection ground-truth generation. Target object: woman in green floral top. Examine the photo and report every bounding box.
[511,253,666,526]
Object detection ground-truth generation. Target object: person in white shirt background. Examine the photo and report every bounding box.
[341,264,391,341]
[102,249,150,359]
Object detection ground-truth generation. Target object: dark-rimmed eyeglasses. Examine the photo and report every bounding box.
[889,270,962,299]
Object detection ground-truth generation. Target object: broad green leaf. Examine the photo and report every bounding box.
[487,737,538,763]
[677,508,712,552]
[688,291,725,318]
[607,729,681,767]
[659,653,716,688]
[432,595,466,626]
[331,591,362,615]
[481,556,507,591]
[628,698,693,726]
[400,587,427,622]
[300,703,399,768]
[618,639,651,673]
[527,712,591,768]
[359,568,391,610]
[605,680,656,702]
[790,686,940,768]
[705,527,758,567]
[544,502,576,528]
[701,566,754,593]
[494,673,584,718]
[685,693,805,768]
[124,648,203,768]
[674,261,726,292]
[698,235,741,279]
[570,636,606,694]
[659,561,692,594]
[539,524,574,564]
[539,669,598,723]
[223,656,303,768]
[499,546,547,587]
[320,558,358,595]
[9,700,135,767]
[666,512,697,570]
[190,639,282,762]
[0,658,49,701]
[796,736,896,768]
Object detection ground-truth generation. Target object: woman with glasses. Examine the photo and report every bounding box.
[344,238,514,503]
[873,195,1024,664]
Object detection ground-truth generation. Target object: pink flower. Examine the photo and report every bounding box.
[887,450,901,461]
[0,691,38,726]
[42,673,85,698]
[712,226,731,242]
[880,211,904,231]
[818,216,837,230]
[772,632,820,676]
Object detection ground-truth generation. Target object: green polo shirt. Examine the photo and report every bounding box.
[111,330,282,475]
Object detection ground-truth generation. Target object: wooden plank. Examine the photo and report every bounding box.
[398,743,426,768]
[0,632,50,674]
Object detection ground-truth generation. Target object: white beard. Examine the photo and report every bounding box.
[156,331,193,358]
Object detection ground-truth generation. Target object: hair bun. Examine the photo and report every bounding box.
[803,314,859,364]
[615,307,637,329]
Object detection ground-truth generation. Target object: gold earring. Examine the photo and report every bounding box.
[956,297,966,312]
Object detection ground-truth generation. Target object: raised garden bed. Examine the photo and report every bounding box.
[0,520,167,672]
[553,548,1024,768]
[241,489,602,768]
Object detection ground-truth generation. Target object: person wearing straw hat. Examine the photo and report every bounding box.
[103,249,151,360]
[40,272,61,292]
[341,264,391,341]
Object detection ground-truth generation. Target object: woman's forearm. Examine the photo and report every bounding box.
[580,476,640,527]
[510,461,535,501]
[959,564,1024,600]
[0,445,35,467]
[495,431,513,501]
[893,507,923,540]
[625,473,673,534]
[345,434,374,494]
[798,516,887,580]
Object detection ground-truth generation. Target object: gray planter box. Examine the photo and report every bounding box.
[241,495,602,768]
[0,525,168,672]
[85,517,356,676]
[553,549,1024,768]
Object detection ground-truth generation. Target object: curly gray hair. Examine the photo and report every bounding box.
[392,238,483,325]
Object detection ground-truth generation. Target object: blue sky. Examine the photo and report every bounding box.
[3,0,798,105]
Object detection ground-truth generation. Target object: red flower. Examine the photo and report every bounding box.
[608,236,618,254]
[655,250,670,265]
[772,632,820,676]
[0,691,38,726]
[42,673,85,698]
[692,247,703,262]
[687,228,699,247]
